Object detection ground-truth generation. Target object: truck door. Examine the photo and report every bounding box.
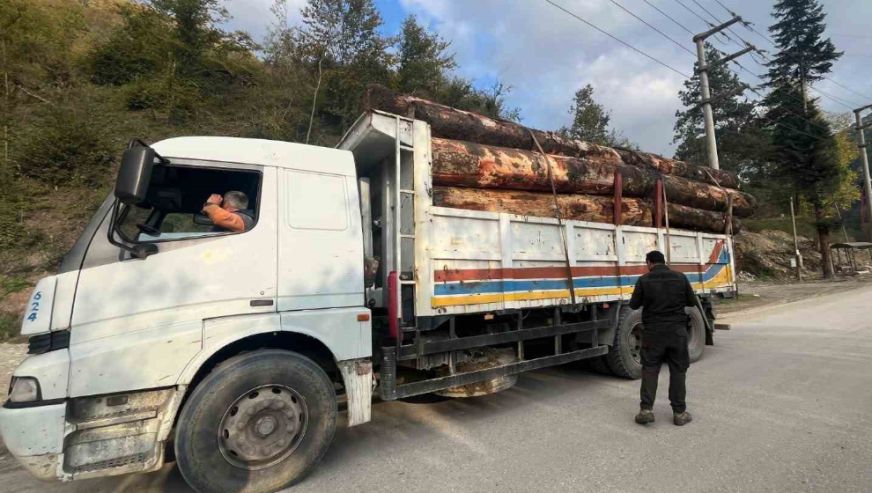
[68,164,278,397]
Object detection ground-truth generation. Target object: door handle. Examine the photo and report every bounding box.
[250,299,274,307]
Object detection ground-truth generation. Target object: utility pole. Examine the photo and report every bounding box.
[692,17,755,171]
[854,104,872,241]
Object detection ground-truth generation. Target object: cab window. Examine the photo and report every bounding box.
[116,164,261,243]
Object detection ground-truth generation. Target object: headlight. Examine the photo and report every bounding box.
[8,377,41,403]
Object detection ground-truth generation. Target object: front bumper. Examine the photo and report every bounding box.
[0,402,66,480]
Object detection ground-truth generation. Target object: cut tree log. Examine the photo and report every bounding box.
[431,138,755,216]
[433,186,740,233]
[433,186,652,226]
[365,84,740,188]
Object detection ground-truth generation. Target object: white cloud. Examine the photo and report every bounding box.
[224,0,306,43]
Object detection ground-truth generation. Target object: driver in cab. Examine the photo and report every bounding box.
[202,191,254,233]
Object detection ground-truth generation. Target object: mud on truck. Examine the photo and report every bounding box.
[0,110,736,493]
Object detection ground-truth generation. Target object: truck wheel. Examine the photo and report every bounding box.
[605,306,643,379]
[686,307,705,363]
[175,349,337,493]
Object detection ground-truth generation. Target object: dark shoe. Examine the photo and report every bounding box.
[635,409,655,425]
[673,411,693,426]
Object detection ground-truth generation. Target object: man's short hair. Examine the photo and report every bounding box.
[223,191,249,210]
[645,250,666,264]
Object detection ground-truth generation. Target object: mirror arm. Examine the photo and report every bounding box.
[127,139,170,164]
[106,199,157,259]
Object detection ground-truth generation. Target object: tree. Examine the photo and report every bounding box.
[396,15,455,96]
[560,84,610,144]
[764,0,844,278]
[149,0,227,77]
[559,84,629,147]
[294,0,393,134]
[673,46,766,177]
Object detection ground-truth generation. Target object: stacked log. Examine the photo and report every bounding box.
[365,84,740,188]
[364,85,753,233]
[433,187,739,233]
[431,138,755,216]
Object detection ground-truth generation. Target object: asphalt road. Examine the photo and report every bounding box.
[2,284,872,493]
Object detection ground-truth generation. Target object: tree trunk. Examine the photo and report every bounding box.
[431,138,755,216]
[815,204,834,279]
[366,84,740,188]
[433,186,739,233]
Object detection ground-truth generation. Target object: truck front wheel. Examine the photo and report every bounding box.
[175,349,337,493]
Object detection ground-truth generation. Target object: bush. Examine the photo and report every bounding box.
[16,103,116,186]
[0,313,21,342]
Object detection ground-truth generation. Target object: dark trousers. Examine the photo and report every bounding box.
[640,327,689,413]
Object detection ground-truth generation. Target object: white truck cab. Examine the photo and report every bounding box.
[1,137,373,491]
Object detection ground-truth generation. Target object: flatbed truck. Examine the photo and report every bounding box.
[0,110,735,492]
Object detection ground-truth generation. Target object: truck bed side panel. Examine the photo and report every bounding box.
[421,209,734,316]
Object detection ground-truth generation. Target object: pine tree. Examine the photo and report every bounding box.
[560,84,610,145]
[559,84,630,147]
[673,46,763,176]
[149,0,227,77]
[396,15,455,96]
[764,0,843,278]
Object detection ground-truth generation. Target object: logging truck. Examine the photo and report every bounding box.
[0,110,736,493]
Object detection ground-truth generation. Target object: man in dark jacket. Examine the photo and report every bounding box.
[629,250,697,426]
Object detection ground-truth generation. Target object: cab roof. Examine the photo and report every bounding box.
[151,136,355,176]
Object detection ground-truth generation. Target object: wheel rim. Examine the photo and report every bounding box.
[218,385,308,470]
[629,322,643,365]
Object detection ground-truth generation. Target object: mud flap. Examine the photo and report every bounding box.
[338,359,372,427]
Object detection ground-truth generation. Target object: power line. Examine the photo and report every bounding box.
[544,0,840,145]
[543,0,690,78]
[671,0,734,47]
[642,0,694,36]
[673,2,849,136]
[673,0,714,27]
[824,78,872,102]
[607,0,694,56]
[713,0,872,103]
[808,86,861,110]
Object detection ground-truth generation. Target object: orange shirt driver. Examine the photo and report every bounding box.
[202,191,254,233]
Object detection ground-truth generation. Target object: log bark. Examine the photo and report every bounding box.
[431,138,755,217]
[433,186,739,233]
[365,84,740,188]
[667,202,741,233]
[433,186,653,226]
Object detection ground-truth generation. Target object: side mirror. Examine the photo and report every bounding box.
[115,147,155,205]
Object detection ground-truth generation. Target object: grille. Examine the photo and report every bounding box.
[27,330,70,354]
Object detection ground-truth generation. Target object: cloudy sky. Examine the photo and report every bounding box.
[224,0,872,155]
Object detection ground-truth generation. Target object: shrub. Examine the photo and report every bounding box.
[16,103,116,186]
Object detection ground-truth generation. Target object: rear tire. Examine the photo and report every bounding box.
[175,349,337,493]
[605,306,643,379]
[686,306,705,363]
